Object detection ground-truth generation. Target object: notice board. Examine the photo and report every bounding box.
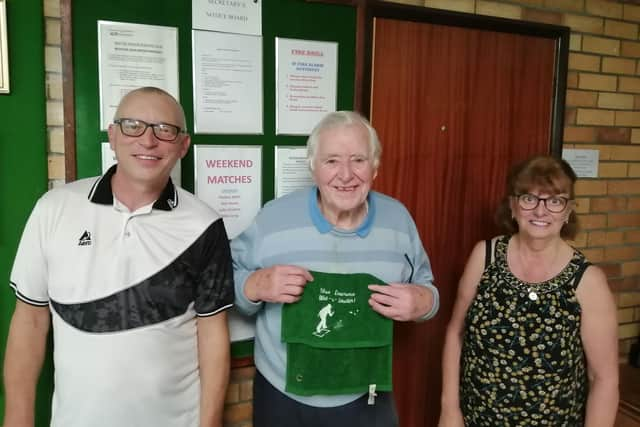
[71,0,356,356]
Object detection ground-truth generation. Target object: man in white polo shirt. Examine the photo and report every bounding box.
[3,87,234,427]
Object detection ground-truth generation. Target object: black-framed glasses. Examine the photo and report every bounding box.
[114,118,185,142]
[516,193,571,213]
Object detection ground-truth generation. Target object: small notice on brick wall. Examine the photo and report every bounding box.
[562,148,599,178]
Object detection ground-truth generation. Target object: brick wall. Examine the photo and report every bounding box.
[44,0,64,189]
[224,366,255,427]
[41,0,640,425]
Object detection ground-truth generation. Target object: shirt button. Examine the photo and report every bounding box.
[124,231,131,238]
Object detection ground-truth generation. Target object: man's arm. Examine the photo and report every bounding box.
[242,265,313,304]
[368,214,439,322]
[197,312,230,427]
[231,219,313,311]
[3,301,50,427]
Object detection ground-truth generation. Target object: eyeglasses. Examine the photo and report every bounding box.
[113,118,185,142]
[516,193,571,213]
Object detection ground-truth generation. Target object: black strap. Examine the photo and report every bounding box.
[485,239,492,269]
[572,259,592,289]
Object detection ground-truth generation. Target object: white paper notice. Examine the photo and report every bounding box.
[192,0,262,36]
[98,21,179,130]
[194,145,262,239]
[275,146,314,198]
[101,142,181,186]
[562,148,599,178]
[0,0,9,94]
[227,310,255,342]
[275,38,338,135]
[192,30,263,134]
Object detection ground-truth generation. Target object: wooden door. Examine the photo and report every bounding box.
[370,17,558,426]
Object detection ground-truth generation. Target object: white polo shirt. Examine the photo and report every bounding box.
[10,166,234,427]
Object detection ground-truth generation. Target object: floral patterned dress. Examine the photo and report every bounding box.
[460,235,589,426]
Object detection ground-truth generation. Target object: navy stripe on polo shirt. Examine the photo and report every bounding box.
[50,218,233,332]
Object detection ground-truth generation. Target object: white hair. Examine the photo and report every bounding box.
[306,111,382,171]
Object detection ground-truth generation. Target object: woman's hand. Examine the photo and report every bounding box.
[244,265,313,304]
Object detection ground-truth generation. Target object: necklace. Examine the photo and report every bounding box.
[498,236,577,300]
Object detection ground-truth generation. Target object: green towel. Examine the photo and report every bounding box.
[281,271,393,396]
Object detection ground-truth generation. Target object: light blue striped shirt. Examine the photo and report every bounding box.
[232,187,438,407]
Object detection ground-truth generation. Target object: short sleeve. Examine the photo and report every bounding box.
[194,218,235,316]
[10,197,50,306]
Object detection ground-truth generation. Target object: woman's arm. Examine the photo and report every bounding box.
[438,240,486,426]
[577,265,619,427]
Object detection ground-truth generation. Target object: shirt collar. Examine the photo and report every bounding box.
[307,186,375,237]
[87,165,178,211]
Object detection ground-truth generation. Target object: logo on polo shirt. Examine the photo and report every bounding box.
[78,230,92,246]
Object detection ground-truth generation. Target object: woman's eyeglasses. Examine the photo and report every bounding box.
[515,193,570,213]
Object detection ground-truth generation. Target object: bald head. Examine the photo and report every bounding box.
[114,87,187,131]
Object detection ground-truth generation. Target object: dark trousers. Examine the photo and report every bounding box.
[253,370,399,427]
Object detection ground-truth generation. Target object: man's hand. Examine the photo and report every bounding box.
[244,265,313,304]
[368,283,433,321]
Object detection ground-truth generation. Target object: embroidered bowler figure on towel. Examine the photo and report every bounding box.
[315,303,335,336]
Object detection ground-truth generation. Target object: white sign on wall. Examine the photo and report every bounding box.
[194,145,262,342]
[98,21,179,130]
[192,30,263,134]
[275,146,314,198]
[275,37,338,135]
[193,145,262,239]
[562,148,599,178]
[192,0,262,36]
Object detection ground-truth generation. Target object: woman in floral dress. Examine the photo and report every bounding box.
[439,155,618,426]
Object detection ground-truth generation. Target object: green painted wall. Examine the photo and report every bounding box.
[0,0,53,425]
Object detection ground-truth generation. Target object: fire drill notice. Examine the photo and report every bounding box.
[275,38,338,135]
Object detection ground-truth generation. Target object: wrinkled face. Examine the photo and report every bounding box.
[312,123,377,221]
[108,91,190,191]
[510,188,572,239]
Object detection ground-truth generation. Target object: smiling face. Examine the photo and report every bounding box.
[510,189,573,240]
[312,123,377,227]
[107,90,190,195]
